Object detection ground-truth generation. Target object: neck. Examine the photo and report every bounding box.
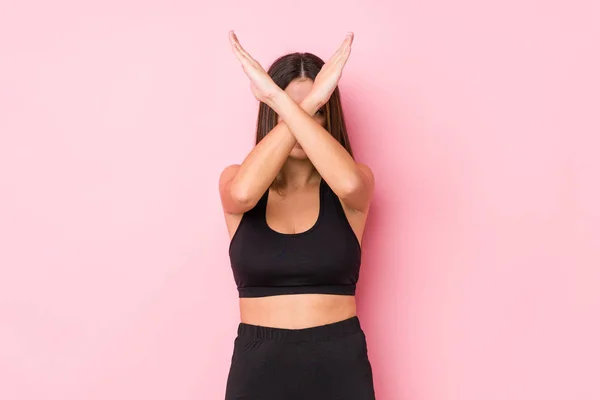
[279,159,320,189]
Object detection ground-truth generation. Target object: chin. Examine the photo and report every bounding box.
[289,148,308,160]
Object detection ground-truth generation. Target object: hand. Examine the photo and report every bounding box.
[229,30,282,104]
[311,32,354,105]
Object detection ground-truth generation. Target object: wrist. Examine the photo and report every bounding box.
[265,88,287,112]
[301,95,324,115]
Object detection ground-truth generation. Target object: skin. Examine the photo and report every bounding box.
[219,31,375,329]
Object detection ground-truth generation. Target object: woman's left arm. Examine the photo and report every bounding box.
[229,30,374,212]
[266,91,374,212]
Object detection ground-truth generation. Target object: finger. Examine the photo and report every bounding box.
[328,47,346,65]
[334,45,352,70]
[238,46,260,69]
[331,46,349,66]
[340,49,351,68]
[231,32,247,56]
[229,30,246,58]
[339,34,353,56]
[229,31,251,61]
[340,46,352,66]
[346,32,354,46]
[331,36,348,58]
[327,33,350,60]
[231,32,260,67]
[329,33,353,63]
[339,33,353,50]
[231,41,250,67]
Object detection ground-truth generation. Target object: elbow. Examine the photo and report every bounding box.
[229,184,254,209]
[347,163,374,196]
[340,164,373,199]
[339,175,362,199]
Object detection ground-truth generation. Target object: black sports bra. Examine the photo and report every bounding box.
[228,177,362,298]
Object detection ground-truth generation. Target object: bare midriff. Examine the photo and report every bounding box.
[239,293,357,329]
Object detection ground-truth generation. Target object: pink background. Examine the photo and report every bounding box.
[1,1,599,399]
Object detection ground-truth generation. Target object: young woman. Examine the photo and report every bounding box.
[219,30,376,399]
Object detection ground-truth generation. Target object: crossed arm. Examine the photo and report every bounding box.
[265,89,374,212]
[220,31,374,216]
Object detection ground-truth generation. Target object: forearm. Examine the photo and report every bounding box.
[267,91,361,196]
[229,96,322,204]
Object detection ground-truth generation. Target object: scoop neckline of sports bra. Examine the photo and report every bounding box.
[263,177,324,237]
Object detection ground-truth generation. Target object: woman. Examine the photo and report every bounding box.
[219,30,376,399]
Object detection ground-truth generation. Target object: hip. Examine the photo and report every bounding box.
[225,316,376,400]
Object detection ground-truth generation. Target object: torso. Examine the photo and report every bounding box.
[223,179,369,329]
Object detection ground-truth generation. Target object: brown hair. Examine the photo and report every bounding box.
[255,52,354,192]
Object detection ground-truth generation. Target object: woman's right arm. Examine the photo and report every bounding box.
[219,96,322,215]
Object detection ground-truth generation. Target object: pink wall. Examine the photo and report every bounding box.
[1,1,598,399]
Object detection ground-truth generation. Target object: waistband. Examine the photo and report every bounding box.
[237,316,362,342]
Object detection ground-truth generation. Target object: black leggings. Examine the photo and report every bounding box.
[224,316,376,399]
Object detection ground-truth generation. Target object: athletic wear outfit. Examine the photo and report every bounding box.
[226,177,376,399]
